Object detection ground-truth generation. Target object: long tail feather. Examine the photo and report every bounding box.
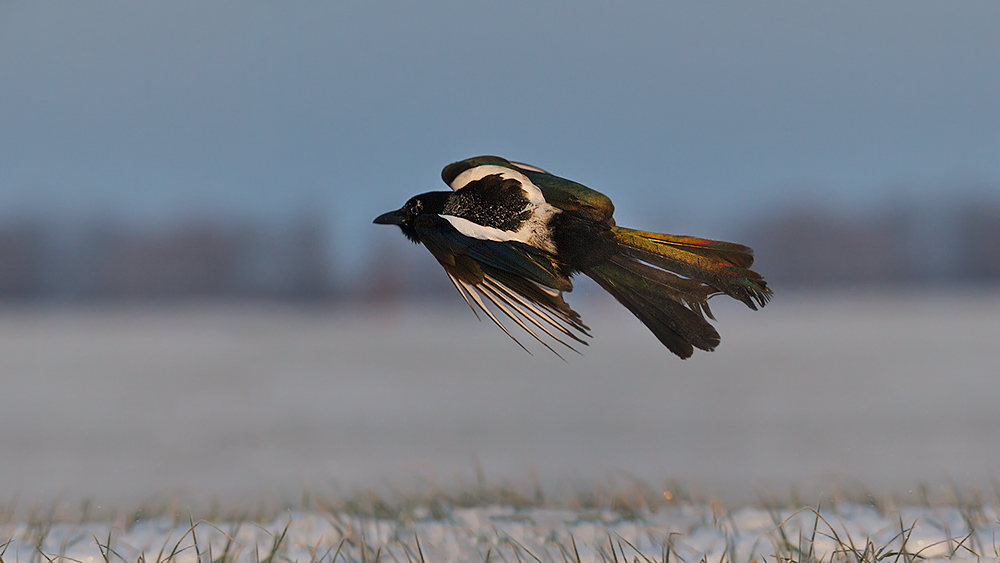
[611,227,772,309]
[583,228,771,358]
[585,257,720,359]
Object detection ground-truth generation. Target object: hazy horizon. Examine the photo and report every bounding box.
[3,2,1000,280]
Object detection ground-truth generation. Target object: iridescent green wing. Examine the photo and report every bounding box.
[510,164,615,224]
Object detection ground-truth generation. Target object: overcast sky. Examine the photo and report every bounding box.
[2,2,999,271]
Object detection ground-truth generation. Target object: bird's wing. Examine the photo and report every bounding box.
[419,214,571,291]
[441,156,616,224]
[510,165,615,224]
[414,214,589,357]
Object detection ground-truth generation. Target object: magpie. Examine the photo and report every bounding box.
[374,156,771,359]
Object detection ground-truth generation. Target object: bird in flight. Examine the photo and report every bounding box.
[374,156,771,359]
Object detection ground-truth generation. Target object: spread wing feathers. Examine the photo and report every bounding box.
[478,263,589,335]
[414,214,588,357]
[414,214,573,291]
[446,270,590,359]
[611,227,772,310]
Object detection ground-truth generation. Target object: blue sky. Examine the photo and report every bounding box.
[2,2,999,274]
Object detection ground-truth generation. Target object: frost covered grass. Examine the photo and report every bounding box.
[3,481,1000,563]
[3,293,1000,561]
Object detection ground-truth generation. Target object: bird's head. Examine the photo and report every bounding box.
[373,191,450,242]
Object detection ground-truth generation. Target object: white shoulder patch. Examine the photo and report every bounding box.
[441,203,560,254]
[448,165,546,205]
[441,215,525,243]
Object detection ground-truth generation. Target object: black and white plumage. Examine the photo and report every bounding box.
[374,156,771,359]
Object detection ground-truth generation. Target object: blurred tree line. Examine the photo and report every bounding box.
[0,195,998,303]
[0,215,333,301]
[743,196,1000,288]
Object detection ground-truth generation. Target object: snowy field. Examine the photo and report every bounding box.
[2,289,1000,561]
[3,499,1000,563]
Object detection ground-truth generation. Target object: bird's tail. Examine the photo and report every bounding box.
[582,226,771,358]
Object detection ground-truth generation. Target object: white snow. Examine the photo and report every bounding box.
[3,503,999,563]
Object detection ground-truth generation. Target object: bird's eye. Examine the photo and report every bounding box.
[410,201,423,214]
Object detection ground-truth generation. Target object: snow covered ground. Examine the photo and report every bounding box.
[1,289,999,510]
[4,502,1000,563]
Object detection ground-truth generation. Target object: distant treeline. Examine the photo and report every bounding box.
[743,197,1000,288]
[0,216,333,301]
[1,197,998,302]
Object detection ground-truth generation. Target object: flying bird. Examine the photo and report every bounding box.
[374,156,771,359]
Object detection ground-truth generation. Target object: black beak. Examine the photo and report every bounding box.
[373,208,406,225]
